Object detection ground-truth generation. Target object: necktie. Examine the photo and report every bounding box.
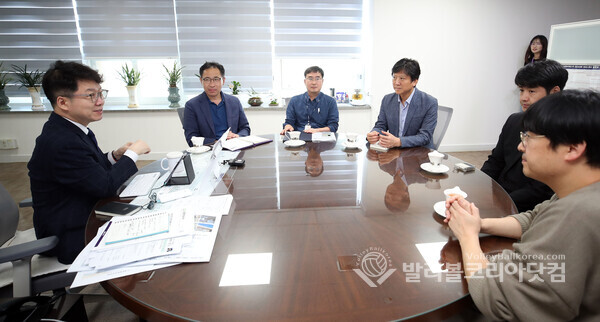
[87,129,101,152]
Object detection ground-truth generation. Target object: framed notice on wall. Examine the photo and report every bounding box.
[549,19,600,91]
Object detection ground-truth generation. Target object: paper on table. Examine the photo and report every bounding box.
[71,262,179,289]
[312,132,336,142]
[103,212,170,245]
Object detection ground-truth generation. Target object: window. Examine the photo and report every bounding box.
[0,0,81,98]
[0,0,366,103]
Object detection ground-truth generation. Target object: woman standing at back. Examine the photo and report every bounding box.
[524,35,548,65]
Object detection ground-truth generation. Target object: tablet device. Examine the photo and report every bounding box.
[95,201,141,217]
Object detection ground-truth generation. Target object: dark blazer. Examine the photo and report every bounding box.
[28,112,137,263]
[481,112,553,212]
[183,92,251,146]
[371,87,438,149]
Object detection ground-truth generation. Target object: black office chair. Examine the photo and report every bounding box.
[177,107,185,126]
[432,105,454,150]
[0,183,75,298]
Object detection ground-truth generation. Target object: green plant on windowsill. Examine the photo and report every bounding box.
[163,62,184,87]
[118,64,141,86]
[229,81,241,95]
[0,62,11,89]
[269,98,278,106]
[11,64,44,90]
[247,87,262,106]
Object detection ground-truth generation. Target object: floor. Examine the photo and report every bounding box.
[0,151,491,321]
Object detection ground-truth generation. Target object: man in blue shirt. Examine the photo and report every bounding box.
[183,61,250,146]
[281,66,339,134]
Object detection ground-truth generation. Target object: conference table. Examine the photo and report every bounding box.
[86,134,517,321]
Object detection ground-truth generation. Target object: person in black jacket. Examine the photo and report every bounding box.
[28,61,150,263]
[481,60,567,212]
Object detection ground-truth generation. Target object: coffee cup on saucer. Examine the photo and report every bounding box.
[428,150,444,167]
[287,131,301,140]
[191,136,205,147]
[346,132,358,143]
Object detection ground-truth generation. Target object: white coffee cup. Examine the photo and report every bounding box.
[428,150,444,167]
[288,131,301,140]
[346,132,358,143]
[160,151,183,171]
[191,136,205,147]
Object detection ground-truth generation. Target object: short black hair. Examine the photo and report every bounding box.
[42,60,103,109]
[304,66,324,78]
[391,58,421,81]
[522,89,600,168]
[515,59,568,94]
[199,61,225,78]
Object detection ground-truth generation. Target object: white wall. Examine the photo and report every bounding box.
[369,0,600,151]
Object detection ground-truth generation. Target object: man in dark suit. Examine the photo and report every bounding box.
[183,61,251,146]
[481,60,567,212]
[367,58,438,149]
[28,61,151,264]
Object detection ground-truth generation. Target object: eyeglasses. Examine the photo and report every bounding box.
[70,89,108,104]
[519,131,545,147]
[305,77,322,82]
[202,77,222,84]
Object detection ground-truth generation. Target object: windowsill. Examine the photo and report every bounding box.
[0,102,371,113]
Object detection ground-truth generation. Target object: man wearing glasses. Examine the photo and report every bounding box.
[183,61,250,146]
[28,60,151,264]
[445,90,600,321]
[367,58,438,149]
[280,66,339,135]
[481,60,568,212]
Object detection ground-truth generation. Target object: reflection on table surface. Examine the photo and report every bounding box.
[89,134,517,321]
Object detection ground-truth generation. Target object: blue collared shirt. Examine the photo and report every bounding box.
[208,96,228,138]
[398,89,415,136]
[283,92,339,132]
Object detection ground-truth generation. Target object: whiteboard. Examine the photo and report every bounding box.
[548,19,600,65]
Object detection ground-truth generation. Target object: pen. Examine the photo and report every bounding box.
[95,221,112,247]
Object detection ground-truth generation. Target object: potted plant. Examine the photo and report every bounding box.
[247,87,262,107]
[117,64,141,108]
[163,62,184,108]
[229,81,241,95]
[269,98,278,107]
[12,64,45,110]
[0,62,11,110]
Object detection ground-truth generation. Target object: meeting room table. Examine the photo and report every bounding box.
[86,134,517,321]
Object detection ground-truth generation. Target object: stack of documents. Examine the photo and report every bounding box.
[69,194,233,288]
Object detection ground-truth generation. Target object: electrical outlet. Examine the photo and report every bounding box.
[0,139,18,149]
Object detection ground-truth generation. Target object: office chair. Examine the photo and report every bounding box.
[177,107,185,126]
[0,183,74,298]
[432,105,453,150]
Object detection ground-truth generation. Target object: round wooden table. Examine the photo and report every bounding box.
[86,134,516,321]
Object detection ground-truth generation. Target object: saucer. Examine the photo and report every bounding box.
[186,146,211,154]
[284,139,305,147]
[433,201,447,217]
[420,163,449,174]
[342,141,360,149]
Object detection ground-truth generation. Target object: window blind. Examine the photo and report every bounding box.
[273,0,363,58]
[175,0,273,94]
[75,0,178,59]
[0,0,81,97]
